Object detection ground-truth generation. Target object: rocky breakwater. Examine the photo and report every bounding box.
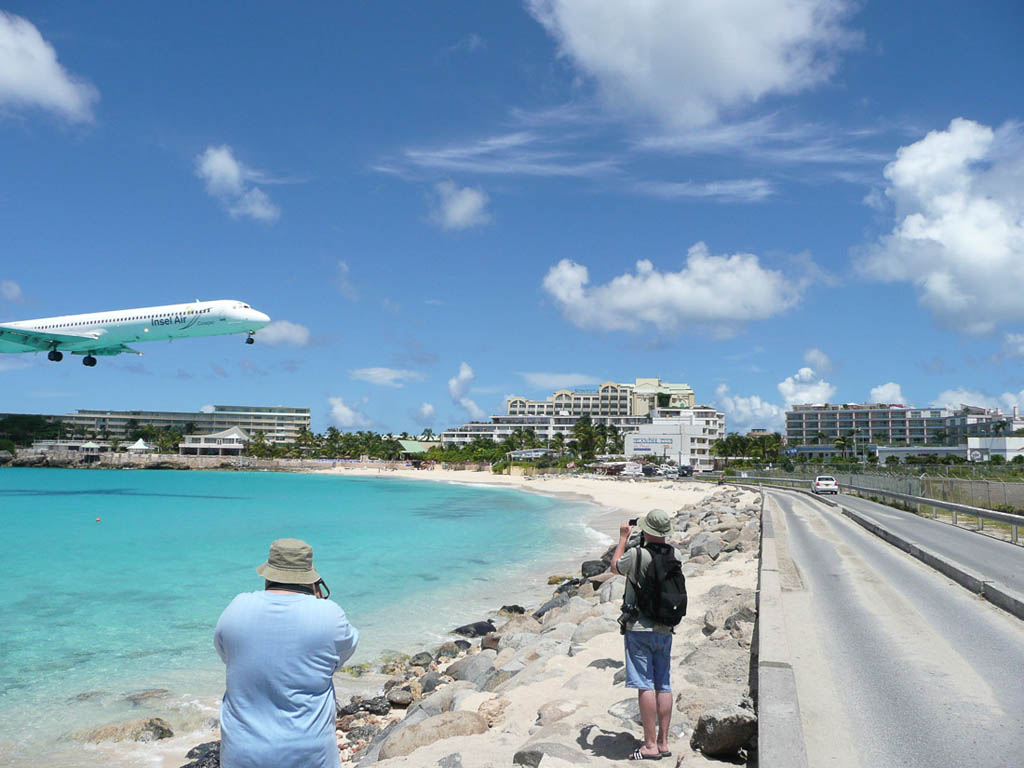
[179,485,763,768]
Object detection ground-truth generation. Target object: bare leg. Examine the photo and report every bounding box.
[637,690,660,755]
[656,691,673,752]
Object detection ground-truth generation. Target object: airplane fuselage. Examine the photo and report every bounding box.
[0,299,270,361]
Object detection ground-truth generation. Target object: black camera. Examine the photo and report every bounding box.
[628,518,638,526]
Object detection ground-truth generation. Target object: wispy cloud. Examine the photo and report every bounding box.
[195,145,281,222]
[431,180,492,229]
[256,320,310,347]
[518,372,601,390]
[1,279,23,302]
[632,178,774,203]
[386,131,617,179]
[350,367,426,388]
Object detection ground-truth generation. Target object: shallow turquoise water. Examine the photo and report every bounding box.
[0,467,600,763]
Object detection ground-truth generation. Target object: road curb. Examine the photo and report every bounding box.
[756,490,810,768]
[837,502,1024,622]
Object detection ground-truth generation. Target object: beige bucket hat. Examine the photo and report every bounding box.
[257,538,321,584]
[639,509,672,537]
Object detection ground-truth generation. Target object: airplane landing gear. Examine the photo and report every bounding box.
[83,355,97,367]
[245,330,255,345]
[47,350,64,362]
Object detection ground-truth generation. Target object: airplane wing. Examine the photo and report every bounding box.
[0,325,100,351]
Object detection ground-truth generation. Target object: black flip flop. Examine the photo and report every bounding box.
[629,748,662,760]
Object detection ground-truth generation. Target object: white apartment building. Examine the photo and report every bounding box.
[624,408,726,472]
[786,402,1024,447]
[506,378,695,419]
[440,414,650,448]
[62,405,310,444]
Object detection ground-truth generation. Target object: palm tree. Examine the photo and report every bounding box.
[421,428,434,441]
[833,435,851,459]
[815,430,828,446]
[550,432,566,456]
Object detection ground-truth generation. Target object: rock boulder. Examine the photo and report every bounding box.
[377,711,488,760]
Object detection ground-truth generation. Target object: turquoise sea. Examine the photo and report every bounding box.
[0,467,604,767]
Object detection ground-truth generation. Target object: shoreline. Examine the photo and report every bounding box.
[1,468,730,768]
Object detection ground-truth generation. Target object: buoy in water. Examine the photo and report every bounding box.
[95,517,101,522]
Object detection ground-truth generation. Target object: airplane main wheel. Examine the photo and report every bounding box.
[48,350,64,362]
[83,355,97,367]
[245,336,255,345]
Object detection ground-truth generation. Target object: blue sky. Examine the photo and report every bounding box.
[1,1,1023,433]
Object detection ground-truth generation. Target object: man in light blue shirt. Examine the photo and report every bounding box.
[215,538,359,768]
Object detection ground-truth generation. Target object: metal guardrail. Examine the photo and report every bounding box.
[738,475,1022,545]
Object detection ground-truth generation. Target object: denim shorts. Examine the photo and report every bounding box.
[624,630,672,691]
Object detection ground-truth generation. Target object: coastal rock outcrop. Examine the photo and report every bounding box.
[690,704,758,757]
[452,620,495,638]
[377,711,488,760]
[77,716,174,743]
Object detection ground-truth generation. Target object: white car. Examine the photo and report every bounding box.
[812,475,839,494]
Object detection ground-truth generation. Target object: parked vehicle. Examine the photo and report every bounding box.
[677,465,694,477]
[812,475,839,494]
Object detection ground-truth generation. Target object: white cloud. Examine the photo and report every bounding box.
[715,384,785,433]
[0,12,98,122]
[328,396,373,428]
[447,33,485,54]
[431,180,492,230]
[200,404,215,414]
[542,242,804,336]
[778,366,836,407]
[631,178,774,203]
[931,388,1024,414]
[255,320,310,347]
[1004,333,1024,358]
[195,145,280,222]
[410,402,436,426]
[526,0,858,128]
[802,347,832,373]
[393,131,616,178]
[448,362,487,419]
[1,280,22,301]
[869,382,905,404]
[336,261,359,301]
[518,372,601,390]
[859,118,1024,334]
[350,367,427,388]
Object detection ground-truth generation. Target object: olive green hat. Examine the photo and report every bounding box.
[257,538,321,584]
[639,509,672,537]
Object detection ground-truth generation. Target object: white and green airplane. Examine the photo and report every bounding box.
[0,299,270,367]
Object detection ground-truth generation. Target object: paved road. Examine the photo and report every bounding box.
[768,489,1024,768]
[833,491,1024,595]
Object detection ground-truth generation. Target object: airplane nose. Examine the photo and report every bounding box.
[254,310,270,325]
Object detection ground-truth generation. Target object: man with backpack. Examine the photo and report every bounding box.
[611,509,687,761]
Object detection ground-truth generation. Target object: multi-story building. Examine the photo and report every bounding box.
[62,405,310,444]
[506,378,695,420]
[786,402,1023,447]
[440,413,651,448]
[624,407,726,471]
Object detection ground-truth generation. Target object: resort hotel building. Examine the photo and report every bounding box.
[61,405,310,444]
[442,377,724,470]
[786,402,1024,462]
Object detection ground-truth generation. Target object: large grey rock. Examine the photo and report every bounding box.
[76,717,174,743]
[410,651,434,667]
[701,585,756,635]
[536,699,585,726]
[482,660,524,692]
[571,616,618,646]
[689,532,722,560]
[445,650,496,688]
[512,741,589,766]
[408,681,476,717]
[607,697,642,726]
[543,596,599,626]
[581,559,608,578]
[499,614,542,634]
[533,592,570,619]
[180,740,219,768]
[541,622,578,641]
[690,705,757,757]
[437,754,463,768]
[420,671,445,693]
[378,711,488,760]
[498,632,538,652]
[513,636,570,666]
[598,577,626,604]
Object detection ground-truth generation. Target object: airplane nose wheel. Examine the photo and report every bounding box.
[246,331,255,345]
[83,355,97,367]
[47,350,63,362]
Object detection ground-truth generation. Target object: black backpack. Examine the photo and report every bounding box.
[632,543,687,629]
